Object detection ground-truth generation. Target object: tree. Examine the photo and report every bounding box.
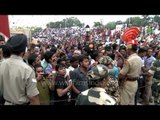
[65,17,83,27]
[47,21,63,28]
[46,17,84,28]
[141,15,153,26]
[126,17,143,27]
[105,22,116,30]
[116,20,123,25]
[142,15,149,19]
[30,27,42,36]
[126,17,133,27]
[93,22,102,27]
[154,15,160,25]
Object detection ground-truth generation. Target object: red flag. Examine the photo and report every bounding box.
[0,15,10,40]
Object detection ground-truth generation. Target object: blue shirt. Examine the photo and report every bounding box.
[70,67,88,92]
[144,56,156,70]
[110,66,119,79]
[44,63,52,75]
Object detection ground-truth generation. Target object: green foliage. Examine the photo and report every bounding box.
[93,22,102,27]
[116,20,123,25]
[126,17,143,27]
[141,15,153,26]
[125,16,155,27]
[105,22,116,30]
[46,17,84,28]
[30,27,42,35]
[154,15,160,25]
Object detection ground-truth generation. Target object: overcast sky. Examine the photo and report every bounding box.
[9,15,143,28]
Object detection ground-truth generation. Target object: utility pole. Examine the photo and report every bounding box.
[65,19,66,29]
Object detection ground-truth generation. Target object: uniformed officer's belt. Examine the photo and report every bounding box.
[126,77,139,81]
[5,99,30,105]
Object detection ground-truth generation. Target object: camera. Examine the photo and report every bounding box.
[40,73,49,77]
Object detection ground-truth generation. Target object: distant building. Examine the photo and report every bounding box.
[116,24,127,31]
[10,28,31,42]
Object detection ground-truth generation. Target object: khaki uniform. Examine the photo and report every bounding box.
[0,55,39,105]
[0,59,4,66]
[0,48,3,65]
[119,53,142,105]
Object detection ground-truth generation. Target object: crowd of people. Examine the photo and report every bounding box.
[0,23,160,105]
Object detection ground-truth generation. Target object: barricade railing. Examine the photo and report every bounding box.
[135,84,152,105]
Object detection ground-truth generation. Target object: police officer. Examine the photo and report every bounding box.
[0,34,40,105]
[75,64,117,105]
[118,40,143,105]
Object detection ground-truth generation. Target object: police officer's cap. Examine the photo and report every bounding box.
[6,34,27,53]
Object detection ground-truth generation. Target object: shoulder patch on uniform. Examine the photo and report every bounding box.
[157,82,160,86]
[32,79,37,83]
[157,67,160,71]
[81,89,89,96]
[88,91,116,105]
[88,96,104,105]
[99,92,116,105]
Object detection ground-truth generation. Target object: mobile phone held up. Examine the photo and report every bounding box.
[40,73,49,78]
